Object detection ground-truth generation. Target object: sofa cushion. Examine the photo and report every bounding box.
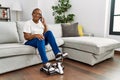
[0,22,19,44]
[62,37,120,54]
[78,25,84,36]
[0,37,64,58]
[48,24,62,38]
[16,21,25,43]
[61,22,79,37]
[0,43,36,58]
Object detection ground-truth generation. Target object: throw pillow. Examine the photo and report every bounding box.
[61,22,79,37]
[78,25,84,36]
[16,21,25,43]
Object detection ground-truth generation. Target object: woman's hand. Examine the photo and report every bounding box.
[41,17,48,33]
[23,32,44,40]
[34,34,44,40]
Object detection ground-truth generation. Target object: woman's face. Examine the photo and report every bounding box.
[32,10,42,21]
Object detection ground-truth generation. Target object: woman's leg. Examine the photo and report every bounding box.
[25,38,48,64]
[44,30,61,55]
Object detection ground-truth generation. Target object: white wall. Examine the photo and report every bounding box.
[70,0,106,37]
[19,0,55,21]
[38,0,56,24]
[36,0,106,37]
[19,0,39,21]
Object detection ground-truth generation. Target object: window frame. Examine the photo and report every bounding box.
[109,0,120,35]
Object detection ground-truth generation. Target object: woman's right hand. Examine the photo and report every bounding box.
[24,32,44,40]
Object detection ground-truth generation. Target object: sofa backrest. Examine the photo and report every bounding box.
[48,24,62,38]
[16,22,62,43]
[0,22,19,44]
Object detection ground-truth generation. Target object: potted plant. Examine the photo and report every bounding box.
[52,0,75,23]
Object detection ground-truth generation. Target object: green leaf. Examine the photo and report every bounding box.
[52,0,75,23]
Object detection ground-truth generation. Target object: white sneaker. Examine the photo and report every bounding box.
[43,62,55,72]
[56,52,68,61]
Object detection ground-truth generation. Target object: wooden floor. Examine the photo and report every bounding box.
[0,51,120,80]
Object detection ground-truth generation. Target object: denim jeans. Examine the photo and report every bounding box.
[25,30,60,63]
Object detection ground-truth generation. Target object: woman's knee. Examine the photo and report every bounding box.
[46,30,53,34]
[37,39,45,43]
[45,30,53,36]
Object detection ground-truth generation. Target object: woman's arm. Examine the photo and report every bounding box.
[23,32,44,40]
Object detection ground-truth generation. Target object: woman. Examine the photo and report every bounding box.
[23,8,66,71]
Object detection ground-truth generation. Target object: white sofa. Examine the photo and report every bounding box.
[62,37,120,65]
[0,21,120,74]
[0,22,64,74]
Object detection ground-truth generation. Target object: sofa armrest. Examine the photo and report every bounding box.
[83,33,94,37]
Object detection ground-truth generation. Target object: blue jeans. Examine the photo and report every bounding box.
[24,30,60,63]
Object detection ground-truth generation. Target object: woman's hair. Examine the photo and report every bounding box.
[32,8,41,15]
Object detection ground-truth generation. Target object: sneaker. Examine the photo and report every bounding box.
[42,62,55,72]
[57,62,64,74]
[40,62,57,75]
[52,62,64,70]
[51,62,64,75]
[56,52,68,61]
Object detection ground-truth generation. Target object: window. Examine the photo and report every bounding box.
[109,0,120,35]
